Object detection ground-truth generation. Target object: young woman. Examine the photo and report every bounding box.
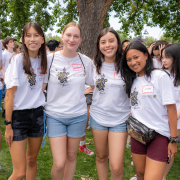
[89,28,130,180]
[120,41,177,180]
[43,22,93,180]
[161,43,180,180]
[148,40,168,68]
[5,22,47,180]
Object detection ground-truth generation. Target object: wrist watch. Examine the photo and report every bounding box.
[169,136,178,143]
[4,120,12,125]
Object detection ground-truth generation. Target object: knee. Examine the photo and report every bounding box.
[53,162,66,172]
[136,171,144,179]
[67,154,77,162]
[96,154,108,163]
[110,164,123,176]
[26,156,37,167]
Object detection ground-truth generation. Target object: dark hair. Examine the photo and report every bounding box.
[161,43,180,86]
[122,40,129,47]
[120,41,154,97]
[151,40,169,57]
[94,27,122,74]
[3,37,14,49]
[13,44,19,52]
[46,40,59,51]
[22,22,47,75]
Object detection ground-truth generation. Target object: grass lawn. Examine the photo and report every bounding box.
[0,110,179,179]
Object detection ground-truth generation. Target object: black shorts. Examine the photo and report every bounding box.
[12,106,44,141]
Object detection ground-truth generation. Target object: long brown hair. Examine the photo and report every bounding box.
[94,28,122,74]
[22,22,47,75]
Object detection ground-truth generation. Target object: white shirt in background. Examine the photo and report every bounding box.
[170,74,180,129]
[5,53,46,110]
[44,51,94,118]
[130,70,176,137]
[0,41,2,61]
[90,61,131,127]
[2,50,14,72]
[153,58,162,69]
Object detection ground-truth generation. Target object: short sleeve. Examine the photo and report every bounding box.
[85,58,94,86]
[44,53,53,83]
[0,41,2,61]
[158,73,176,105]
[5,55,20,89]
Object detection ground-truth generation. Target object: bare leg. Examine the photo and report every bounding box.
[109,132,127,180]
[26,136,43,180]
[144,156,166,180]
[49,136,67,180]
[8,140,26,180]
[63,137,81,180]
[92,128,109,180]
[162,158,174,180]
[132,153,146,180]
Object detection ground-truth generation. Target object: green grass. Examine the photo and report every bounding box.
[0,109,179,179]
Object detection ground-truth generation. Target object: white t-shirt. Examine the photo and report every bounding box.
[2,50,14,72]
[44,51,93,118]
[153,58,162,69]
[170,74,180,129]
[0,41,2,61]
[90,61,130,127]
[130,70,176,137]
[5,53,46,110]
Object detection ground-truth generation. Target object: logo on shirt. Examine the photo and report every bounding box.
[57,67,70,86]
[96,74,108,93]
[27,69,37,90]
[130,88,139,107]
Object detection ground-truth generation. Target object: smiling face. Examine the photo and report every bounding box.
[61,26,82,52]
[161,50,173,72]
[24,26,44,57]
[153,50,161,61]
[126,49,148,77]
[99,32,118,63]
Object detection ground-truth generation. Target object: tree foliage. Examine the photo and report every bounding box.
[112,0,180,40]
[1,0,180,41]
[0,0,55,39]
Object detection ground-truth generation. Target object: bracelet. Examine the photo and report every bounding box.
[169,136,178,143]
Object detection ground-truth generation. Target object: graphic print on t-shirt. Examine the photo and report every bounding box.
[130,88,140,109]
[57,67,70,86]
[95,74,108,94]
[27,69,37,90]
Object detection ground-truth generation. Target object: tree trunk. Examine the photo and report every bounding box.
[76,0,114,59]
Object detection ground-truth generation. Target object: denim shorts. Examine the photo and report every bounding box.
[12,106,44,141]
[46,113,87,138]
[89,115,127,132]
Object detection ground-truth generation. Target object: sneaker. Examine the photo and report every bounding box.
[130,176,137,180]
[79,145,94,156]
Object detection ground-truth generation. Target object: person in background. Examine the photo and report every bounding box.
[131,37,147,45]
[57,40,63,51]
[79,85,94,156]
[13,44,20,53]
[161,43,180,180]
[1,37,15,118]
[122,40,130,52]
[46,40,59,53]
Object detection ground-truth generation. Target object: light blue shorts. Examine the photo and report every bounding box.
[89,115,127,132]
[46,113,87,138]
